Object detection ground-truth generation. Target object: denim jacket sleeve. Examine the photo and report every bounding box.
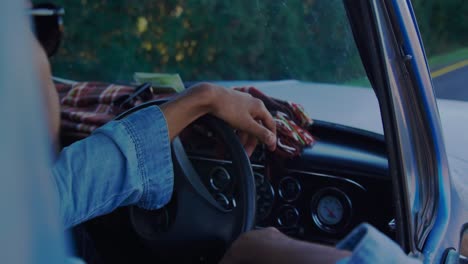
[336,223,422,264]
[52,106,174,229]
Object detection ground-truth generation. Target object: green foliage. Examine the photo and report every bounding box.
[412,0,468,55]
[428,47,468,69]
[42,0,467,83]
[46,0,365,83]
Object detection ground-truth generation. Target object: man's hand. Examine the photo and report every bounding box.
[209,86,276,154]
[160,83,276,155]
[220,227,351,264]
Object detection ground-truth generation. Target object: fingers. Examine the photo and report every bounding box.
[242,98,276,151]
[244,134,258,157]
[237,131,258,157]
[245,119,277,151]
[249,100,276,151]
[258,112,276,141]
[238,130,249,146]
[251,99,276,137]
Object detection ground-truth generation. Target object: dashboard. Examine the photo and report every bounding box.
[184,119,395,244]
[81,118,397,263]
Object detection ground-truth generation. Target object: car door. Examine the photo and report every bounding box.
[344,0,468,262]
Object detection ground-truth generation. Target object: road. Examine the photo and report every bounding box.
[432,60,468,101]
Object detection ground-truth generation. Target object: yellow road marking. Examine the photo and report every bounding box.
[431,59,468,78]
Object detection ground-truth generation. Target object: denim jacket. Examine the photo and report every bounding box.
[52,106,420,263]
[53,106,173,228]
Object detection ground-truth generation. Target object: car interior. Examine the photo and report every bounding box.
[40,0,399,263]
[71,105,394,263]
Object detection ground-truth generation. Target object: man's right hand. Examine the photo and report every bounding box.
[160,83,277,156]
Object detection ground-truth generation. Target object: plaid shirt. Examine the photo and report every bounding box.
[56,82,173,139]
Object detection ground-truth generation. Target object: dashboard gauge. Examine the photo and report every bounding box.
[311,188,352,233]
[316,195,343,225]
[277,205,300,227]
[278,177,301,202]
[254,173,275,221]
[209,166,231,191]
[214,193,235,211]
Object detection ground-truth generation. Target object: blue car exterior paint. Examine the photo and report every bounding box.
[390,0,465,262]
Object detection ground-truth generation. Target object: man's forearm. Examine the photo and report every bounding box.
[160,83,216,140]
[221,227,351,264]
[252,238,351,264]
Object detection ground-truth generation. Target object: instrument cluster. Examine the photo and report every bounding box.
[190,157,371,244]
[253,169,366,243]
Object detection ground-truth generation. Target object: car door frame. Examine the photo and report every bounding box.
[343,0,465,262]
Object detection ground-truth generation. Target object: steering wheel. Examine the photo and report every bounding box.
[115,100,256,260]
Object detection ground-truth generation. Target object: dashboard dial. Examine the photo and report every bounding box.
[278,177,301,202]
[316,195,343,225]
[311,188,352,233]
[254,173,275,221]
[277,205,300,227]
[214,193,235,210]
[209,167,231,191]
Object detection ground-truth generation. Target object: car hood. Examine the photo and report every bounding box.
[216,80,468,165]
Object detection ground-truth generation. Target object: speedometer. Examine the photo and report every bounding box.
[311,188,352,233]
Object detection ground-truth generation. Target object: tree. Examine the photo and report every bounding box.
[46,0,368,83]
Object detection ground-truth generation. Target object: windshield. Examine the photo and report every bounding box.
[43,0,387,134]
[49,1,368,84]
